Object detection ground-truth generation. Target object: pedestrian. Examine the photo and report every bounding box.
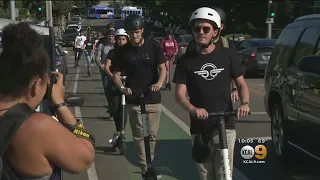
[160,29,178,89]
[74,30,86,67]
[111,14,167,178]
[84,35,95,77]
[104,28,130,145]
[173,7,250,180]
[95,29,115,115]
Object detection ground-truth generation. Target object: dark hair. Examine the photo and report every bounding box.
[0,22,49,97]
[114,35,130,49]
[107,22,115,30]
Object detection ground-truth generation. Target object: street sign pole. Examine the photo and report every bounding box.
[266,18,274,39]
[10,0,15,20]
[266,0,273,39]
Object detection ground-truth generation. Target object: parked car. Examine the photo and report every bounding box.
[236,38,276,76]
[69,20,81,26]
[264,14,320,164]
[71,16,81,23]
[175,34,193,58]
[67,24,81,32]
[62,28,78,46]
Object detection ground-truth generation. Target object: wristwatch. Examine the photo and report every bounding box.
[232,88,237,92]
[53,102,67,111]
[241,101,249,106]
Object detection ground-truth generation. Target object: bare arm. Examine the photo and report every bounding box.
[112,71,124,89]
[34,114,95,173]
[105,59,113,78]
[231,80,237,89]
[175,84,194,112]
[233,75,249,103]
[157,63,167,84]
[95,44,102,66]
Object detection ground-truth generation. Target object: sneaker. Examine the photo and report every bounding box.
[108,133,118,145]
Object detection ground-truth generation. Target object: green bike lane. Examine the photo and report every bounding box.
[63,59,200,180]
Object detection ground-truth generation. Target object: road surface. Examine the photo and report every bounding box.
[59,18,320,180]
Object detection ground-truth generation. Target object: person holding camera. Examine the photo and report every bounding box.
[0,22,95,180]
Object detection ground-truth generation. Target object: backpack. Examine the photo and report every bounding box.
[0,104,33,179]
[221,36,229,48]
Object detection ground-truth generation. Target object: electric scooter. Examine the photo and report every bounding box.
[113,76,127,155]
[199,110,251,180]
[138,88,162,180]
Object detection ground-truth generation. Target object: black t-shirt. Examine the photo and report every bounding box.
[172,45,243,134]
[112,39,166,104]
[106,49,116,71]
[85,40,94,50]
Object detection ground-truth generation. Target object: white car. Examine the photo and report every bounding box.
[67,24,81,32]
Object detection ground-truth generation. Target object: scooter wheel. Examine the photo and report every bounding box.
[119,143,126,155]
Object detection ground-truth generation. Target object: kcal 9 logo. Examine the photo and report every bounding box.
[240,145,267,160]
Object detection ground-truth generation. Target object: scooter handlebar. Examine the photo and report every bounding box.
[208,110,251,117]
[191,110,251,118]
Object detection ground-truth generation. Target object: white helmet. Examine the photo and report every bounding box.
[189,7,221,28]
[115,28,128,37]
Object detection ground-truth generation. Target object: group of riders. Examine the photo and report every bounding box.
[70,5,249,180]
[0,5,250,180]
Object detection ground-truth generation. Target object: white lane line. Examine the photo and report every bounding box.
[160,104,252,180]
[73,67,99,180]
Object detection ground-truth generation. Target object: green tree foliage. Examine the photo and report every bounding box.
[73,0,101,9]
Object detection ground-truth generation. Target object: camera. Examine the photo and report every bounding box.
[35,27,84,115]
[44,72,58,100]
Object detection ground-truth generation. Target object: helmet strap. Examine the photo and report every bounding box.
[199,29,220,49]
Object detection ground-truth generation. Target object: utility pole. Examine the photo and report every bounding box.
[10,0,15,20]
[266,0,274,39]
[46,1,53,27]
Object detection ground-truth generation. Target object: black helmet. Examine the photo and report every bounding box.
[124,14,144,31]
[192,132,214,163]
[212,6,227,24]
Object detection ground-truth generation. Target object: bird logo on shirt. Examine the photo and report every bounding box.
[194,63,224,80]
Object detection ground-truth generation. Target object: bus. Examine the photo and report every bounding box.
[87,5,114,19]
[121,6,143,19]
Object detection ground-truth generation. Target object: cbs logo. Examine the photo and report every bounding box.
[240,145,267,160]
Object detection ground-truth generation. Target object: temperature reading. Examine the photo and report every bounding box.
[258,139,267,143]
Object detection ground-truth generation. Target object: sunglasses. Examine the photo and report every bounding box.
[193,26,212,34]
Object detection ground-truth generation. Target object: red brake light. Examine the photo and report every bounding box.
[251,52,256,57]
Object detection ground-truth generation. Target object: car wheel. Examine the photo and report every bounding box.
[271,103,295,163]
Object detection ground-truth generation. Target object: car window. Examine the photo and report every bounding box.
[250,39,276,47]
[236,41,250,50]
[290,27,320,65]
[176,37,182,43]
[182,35,193,43]
[269,26,302,69]
[65,28,78,33]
